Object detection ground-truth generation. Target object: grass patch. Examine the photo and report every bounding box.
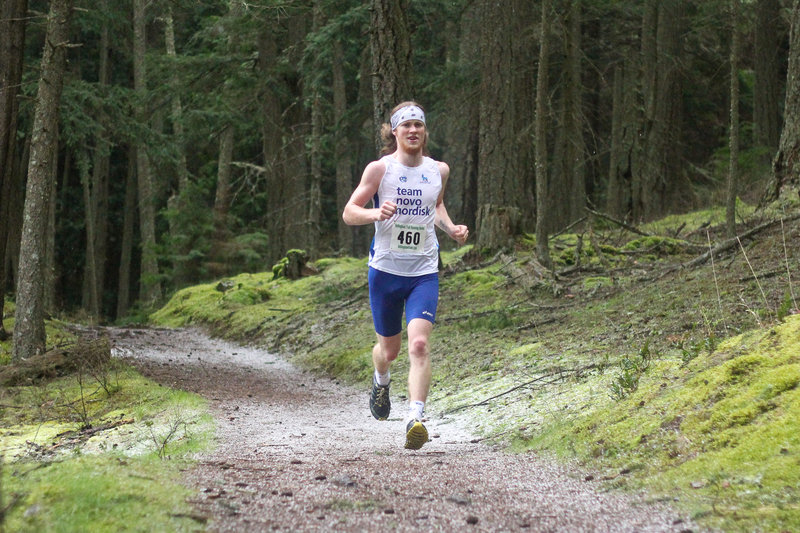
[1,335,214,532]
[3,455,206,532]
[517,316,800,532]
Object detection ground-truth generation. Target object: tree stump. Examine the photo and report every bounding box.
[272,249,319,280]
[474,204,522,253]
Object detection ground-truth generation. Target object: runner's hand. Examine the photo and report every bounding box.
[450,225,469,245]
[377,200,397,221]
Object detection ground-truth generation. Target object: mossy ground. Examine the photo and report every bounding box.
[1,327,213,532]
[4,203,797,531]
[150,202,800,531]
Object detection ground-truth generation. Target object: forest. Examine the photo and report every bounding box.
[2,0,800,360]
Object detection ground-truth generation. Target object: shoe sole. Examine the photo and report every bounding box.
[370,384,390,420]
[371,409,389,421]
[404,421,429,450]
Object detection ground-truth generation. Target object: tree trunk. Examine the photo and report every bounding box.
[6,136,29,291]
[726,0,741,238]
[632,0,658,221]
[636,0,684,221]
[258,26,286,263]
[475,205,521,252]
[607,64,626,218]
[370,0,412,151]
[133,0,162,306]
[770,0,800,200]
[441,3,480,235]
[475,0,534,251]
[754,0,784,154]
[164,5,189,194]
[164,4,190,286]
[333,40,354,256]
[13,0,73,361]
[306,0,324,259]
[44,134,60,314]
[560,0,584,230]
[535,0,553,268]
[0,0,28,340]
[84,7,110,315]
[116,149,137,319]
[80,153,100,316]
[213,125,234,235]
[281,13,310,256]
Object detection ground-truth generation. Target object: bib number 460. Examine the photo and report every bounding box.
[390,223,426,253]
[397,231,421,246]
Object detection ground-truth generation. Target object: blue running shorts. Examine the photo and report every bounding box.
[368,267,439,337]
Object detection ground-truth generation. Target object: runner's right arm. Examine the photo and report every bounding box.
[343,160,395,225]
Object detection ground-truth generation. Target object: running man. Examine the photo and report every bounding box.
[342,101,469,449]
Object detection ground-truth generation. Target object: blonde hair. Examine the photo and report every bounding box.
[379,101,430,156]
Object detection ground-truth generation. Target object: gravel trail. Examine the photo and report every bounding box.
[111,327,696,533]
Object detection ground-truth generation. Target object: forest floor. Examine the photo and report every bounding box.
[4,201,800,531]
[111,326,695,532]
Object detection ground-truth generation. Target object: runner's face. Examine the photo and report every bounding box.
[394,120,426,152]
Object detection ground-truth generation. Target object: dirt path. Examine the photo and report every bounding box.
[111,327,696,532]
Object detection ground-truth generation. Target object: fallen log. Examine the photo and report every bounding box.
[0,336,111,386]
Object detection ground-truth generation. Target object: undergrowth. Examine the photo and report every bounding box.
[5,202,796,531]
[0,333,213,532]
[149,203,800,531]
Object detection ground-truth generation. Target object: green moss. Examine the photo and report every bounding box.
[448,270,504,301]
[519,315,800,532]
[1,365,212,460]
[622,236,690,256]
[583,276,613,290]
[4,455,204,532]
[141,207,800,532]
[1,359,213,532]
[440,244,473,264]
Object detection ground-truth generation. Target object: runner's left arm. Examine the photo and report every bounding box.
[434,162,469,245]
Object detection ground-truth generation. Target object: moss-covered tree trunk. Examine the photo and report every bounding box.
[13,0,73,360]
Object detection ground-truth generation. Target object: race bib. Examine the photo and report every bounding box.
[390,223,426,253]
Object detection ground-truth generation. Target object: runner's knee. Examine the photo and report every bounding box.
[408,336,429,359]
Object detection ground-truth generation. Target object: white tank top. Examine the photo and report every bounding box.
[369,155,442,276]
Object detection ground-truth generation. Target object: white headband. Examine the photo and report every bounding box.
[390,105,425,130]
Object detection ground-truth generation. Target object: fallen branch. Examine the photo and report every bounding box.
[738,269,784,283]
[586,208,650,237]
[51,418,135,446]
[444,364,599,414]
[682,214,800,269]
[552,215,588,238]
[515,317,558,331]
[444,375,561,414]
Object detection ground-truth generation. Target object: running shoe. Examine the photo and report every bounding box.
[369,378,391,420]
[404,419,429,450]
